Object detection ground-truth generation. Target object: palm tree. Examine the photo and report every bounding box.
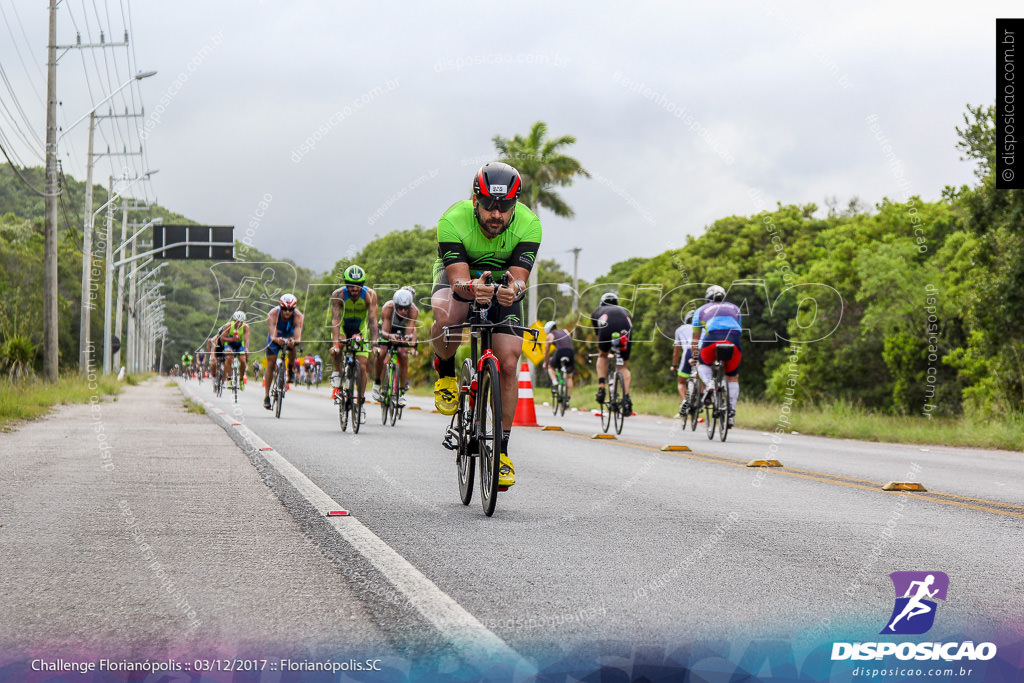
[491,121,589,323]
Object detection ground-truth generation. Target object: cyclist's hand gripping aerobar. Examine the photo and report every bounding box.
[495,272,516,307]
[473,271,497,306]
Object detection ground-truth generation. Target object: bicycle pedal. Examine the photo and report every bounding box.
[441,429,459,451]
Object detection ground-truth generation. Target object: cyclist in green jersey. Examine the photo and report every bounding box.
[330,265,379,407]
[430,162,542,489]
[217,311,251,389]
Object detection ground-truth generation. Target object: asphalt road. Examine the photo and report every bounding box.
[191,376,1024,668]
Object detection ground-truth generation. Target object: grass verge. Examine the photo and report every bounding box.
[183,398,207,415]
[0,374,123,430]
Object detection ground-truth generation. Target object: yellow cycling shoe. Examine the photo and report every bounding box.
[498,452,516,489]
[433,376,458,415]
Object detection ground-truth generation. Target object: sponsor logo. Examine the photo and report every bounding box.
[830,571,996,663]
[882,571,947,635]
[831,642,996,662]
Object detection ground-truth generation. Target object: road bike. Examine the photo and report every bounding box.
[227,355,244,404]
[376,339,414,427]
[336,337,366,433]
[270,354,292,419]
[703,342,735,442]
[550,355,572,416]
[591,331,628,435]
[441,282,539,517]
[680,366,703,431]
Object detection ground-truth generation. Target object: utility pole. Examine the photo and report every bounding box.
[43,0,59,381]
[569,247,582,316]
[77,111,145,375]
[78,112,96,375]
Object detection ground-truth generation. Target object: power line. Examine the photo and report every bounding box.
[3,1,46,106]
[0,138,60,197]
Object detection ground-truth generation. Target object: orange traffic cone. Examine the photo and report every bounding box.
[513,361,540,427]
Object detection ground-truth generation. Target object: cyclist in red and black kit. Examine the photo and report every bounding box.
[591,291,634,415]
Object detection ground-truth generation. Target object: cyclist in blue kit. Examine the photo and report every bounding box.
[691,285,742,428]
[263,293,304,410]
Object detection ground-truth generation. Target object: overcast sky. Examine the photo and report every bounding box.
[0,1,1008,280]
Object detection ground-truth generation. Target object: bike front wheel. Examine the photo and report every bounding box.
[478,358,502,517]
[274,363,284,419]
[389,363,401,426]
[351,360,363,434]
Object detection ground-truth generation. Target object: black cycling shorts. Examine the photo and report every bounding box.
[597,330,632,361]
[551,347,575,373]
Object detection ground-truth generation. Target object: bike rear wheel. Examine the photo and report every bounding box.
[717,376,730,442]
[380,364,392,426]
[456,360,475,506]
[612,370,625,434]
[478,358,502,517]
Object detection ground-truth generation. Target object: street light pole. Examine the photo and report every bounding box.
[100,170,158,375]
[72,70,156,375]
[77,111,96,375]
[113,205,129,372]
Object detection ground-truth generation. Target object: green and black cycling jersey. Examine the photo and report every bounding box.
[432,199,542,284]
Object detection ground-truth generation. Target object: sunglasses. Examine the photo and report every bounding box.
[476,193,517,212]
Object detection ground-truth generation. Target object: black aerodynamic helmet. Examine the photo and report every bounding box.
[473,162,522,212]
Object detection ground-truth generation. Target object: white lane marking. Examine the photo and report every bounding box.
[180,383,533,674]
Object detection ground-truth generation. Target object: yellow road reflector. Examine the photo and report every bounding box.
[543,425,564,431]
[591,433,616,440]
[746,459,783,467]
[660,445,691,452]
[883,481,927,492]
[408,406,422,411]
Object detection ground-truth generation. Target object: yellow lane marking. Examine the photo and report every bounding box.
[553,430,1024,520]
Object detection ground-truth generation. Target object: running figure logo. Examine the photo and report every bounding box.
[881,571,949,635]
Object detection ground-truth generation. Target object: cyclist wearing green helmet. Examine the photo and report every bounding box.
[329,264,379,405]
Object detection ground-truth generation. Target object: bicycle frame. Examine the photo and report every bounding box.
[442,296,539,516]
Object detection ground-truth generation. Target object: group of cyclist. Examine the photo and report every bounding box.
[179,161,743,493]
